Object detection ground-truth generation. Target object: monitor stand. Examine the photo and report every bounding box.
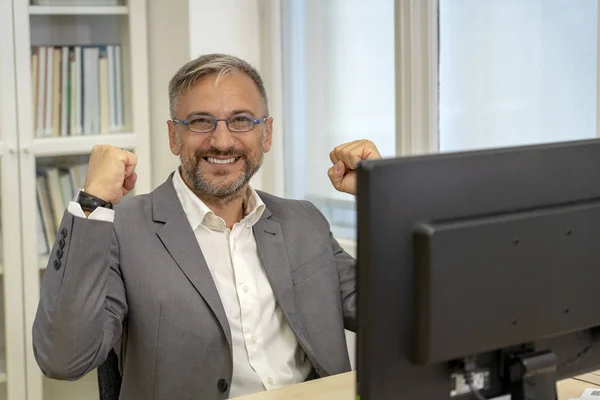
[505,349,557,400]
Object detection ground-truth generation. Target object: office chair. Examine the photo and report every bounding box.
[98,349,122,400]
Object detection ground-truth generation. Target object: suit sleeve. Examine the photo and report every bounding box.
[330,234,357,332]
[304,201,357,332]
[32,210,127,380]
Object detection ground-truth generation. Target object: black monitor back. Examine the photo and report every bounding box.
[356,139,600,399]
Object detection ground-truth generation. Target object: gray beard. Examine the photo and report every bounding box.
[176,130,266,205]
[180,152,263,206]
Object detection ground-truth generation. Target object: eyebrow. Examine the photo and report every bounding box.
[185,109,257,119]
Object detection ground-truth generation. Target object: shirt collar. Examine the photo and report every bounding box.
[172,168,265,231]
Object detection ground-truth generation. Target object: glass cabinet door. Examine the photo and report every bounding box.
[0,1,27,400]
[11,0,151,399]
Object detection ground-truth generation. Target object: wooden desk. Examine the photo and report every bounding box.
[232,371,600,400]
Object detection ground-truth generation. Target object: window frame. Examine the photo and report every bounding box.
[258,0,600,242]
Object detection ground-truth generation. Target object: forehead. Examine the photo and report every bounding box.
[178,71,263,116]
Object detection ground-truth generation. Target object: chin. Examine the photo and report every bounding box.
[203,175,247,194]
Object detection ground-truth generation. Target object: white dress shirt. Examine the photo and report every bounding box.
[69,170,312,397]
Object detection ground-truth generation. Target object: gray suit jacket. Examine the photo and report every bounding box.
[33,176,357,399]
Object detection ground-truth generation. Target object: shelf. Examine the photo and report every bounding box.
[31,133,139,157]
[0,258,48,274]
[29,5,128,15]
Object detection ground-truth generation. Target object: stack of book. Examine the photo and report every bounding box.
[31,1,121,5]
[36,163,88,254]
[31,45,125,137]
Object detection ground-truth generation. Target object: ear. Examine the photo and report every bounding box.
[167,119,180,156]
[262,117,274,153]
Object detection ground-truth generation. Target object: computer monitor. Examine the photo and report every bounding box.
[356,139,600,400]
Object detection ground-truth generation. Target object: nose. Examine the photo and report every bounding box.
[209,120,236,151]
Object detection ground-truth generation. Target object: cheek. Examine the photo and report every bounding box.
[241,136,264,155]
[182,137,209,155]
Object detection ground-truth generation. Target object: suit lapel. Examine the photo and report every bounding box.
[152,176,232,348]
[253,208,324,371]
[253,214,297,326]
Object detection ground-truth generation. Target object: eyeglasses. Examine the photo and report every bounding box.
[172,114,268,134]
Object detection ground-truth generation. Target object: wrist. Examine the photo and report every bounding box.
[82,185,113,203]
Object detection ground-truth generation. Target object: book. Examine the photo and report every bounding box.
[45,167,64,230]
[51,47,61,137]
[115,44,124,131]
[107,45,116,132]
[36,197,49,255]
[36,163,88,255]
[99,46,109,134]
[30,44,123,136]
[60,46,69,136]
[36,47,46,138]
[58,168,75,209]
[44,46,53,136]
[74,45,83,135]
[31,49,39,135]
[36,174,55,252]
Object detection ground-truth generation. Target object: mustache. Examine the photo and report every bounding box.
[196,147,248,158]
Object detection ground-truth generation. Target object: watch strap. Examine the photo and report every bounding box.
[75,189,113,212]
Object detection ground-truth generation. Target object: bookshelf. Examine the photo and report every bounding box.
[0,0,152,399]
[31,132,139,156]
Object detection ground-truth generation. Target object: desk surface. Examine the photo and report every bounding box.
[232,371,600,400]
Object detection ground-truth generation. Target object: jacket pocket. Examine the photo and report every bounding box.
[291,249,335,285]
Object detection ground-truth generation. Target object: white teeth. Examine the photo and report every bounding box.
[207,157,237,165]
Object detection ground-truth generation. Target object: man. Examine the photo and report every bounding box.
[33,53,381,399]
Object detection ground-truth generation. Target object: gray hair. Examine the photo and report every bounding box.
[168,53,269,119]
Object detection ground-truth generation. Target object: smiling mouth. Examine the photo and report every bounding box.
[204,156,241,165]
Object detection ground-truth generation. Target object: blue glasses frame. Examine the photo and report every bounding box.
[172,115,268,133]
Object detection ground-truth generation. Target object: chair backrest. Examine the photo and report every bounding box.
[97,349,122,399]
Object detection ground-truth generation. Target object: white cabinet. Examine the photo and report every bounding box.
[0,1,151,399]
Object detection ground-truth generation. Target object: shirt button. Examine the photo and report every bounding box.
[243,285,249,293]
[268,377,274,385]
[251,335,258,343]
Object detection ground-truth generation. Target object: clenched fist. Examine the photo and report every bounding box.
[84,145,138,205]
[328,139,381,196]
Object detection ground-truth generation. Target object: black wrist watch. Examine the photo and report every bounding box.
[75,189,113,212]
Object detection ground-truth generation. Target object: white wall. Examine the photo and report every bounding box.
[186,0,265,190]
[147,0,191,188]
[149,0,285,193]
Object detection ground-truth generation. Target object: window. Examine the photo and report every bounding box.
[439,0,598,152]
[281,0,395,238]
[277,0,599,240]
